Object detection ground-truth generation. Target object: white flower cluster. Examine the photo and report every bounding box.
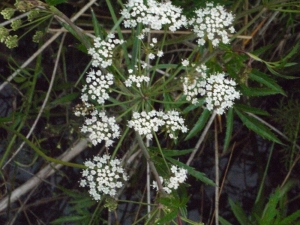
[189,3,235,46]
[128,110,188,139]
[204,73,240,114]
[81,69,113,105]
[88,33,124,68]
[182,63,208,104]
[124,69,150,87]
[81,109,120,147]
[153,165,187,194]
[121,0,187,33]
[80,154,128,201]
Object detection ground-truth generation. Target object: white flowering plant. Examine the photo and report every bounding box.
[1,0,296,224]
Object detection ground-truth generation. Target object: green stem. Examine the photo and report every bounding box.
[49,6,91,49]
[1,123,86,169]
[135,132,165,194]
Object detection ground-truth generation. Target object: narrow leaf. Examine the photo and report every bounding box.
[166,157,215,186]
[249,69,285,95]
[46,0,67,6]
[245,52,264,62]
[260,189,280,224]
[50,93,79,105]
[50,215,88,224]
[240,85,280,96]
[229,198,251,225]
[155,210,178,224]
[183,99,205,114]
[91,9,102,38]
[219,216,233,225]
[234,108,282,144]
[234,104,269,116]
[278,210,300,224]
[163,149,194,157]
[223,108,233,152]
[185,109,210,140]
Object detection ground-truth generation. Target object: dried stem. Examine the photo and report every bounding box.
[0,138,88,212]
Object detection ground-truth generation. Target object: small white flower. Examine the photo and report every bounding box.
[80,154,128,201]
[121,0,187,33]
[190,3,235,47]
[157,50,164,57]
[183,70,240,114]
[81,110,120,147]
[124,75,149,87]
[182,59,189,67]
[152,165,187,193]
[148,53,155,60]
[128,110,187,139]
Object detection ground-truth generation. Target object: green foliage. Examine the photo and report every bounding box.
[45,0,67,6]
[234,108,282,144]
[50,188,95,224]
[1,0,300,224]
[272,96,300,168]
[185,108,210,141]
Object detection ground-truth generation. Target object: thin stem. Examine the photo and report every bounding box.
[0,0,97,92]
[0,123,86,169]
[135,132,165,194]
[3,33,66,169]
[0,138,88,212]
[186,111,217,166]
[214,118,219,225]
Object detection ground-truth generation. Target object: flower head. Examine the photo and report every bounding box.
[80,154,128,201]
[81,69,114,105]
[81,110,120,147]
[121,0,187,33]
[128,110,187,139]
[1,8,15,20]
[88,34,124,68]
[124,69,150,87]
[182,64,208,104]
[189,3,235,47]
[204,73,240,114]
[153,165,187,194]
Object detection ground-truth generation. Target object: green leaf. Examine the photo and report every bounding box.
[229,198,251,225]
[182,99,205,114]
[249,69,285,96]
[50,215,88,224]
[234,104,269,116]
[185,108,211,140]
[260,189,281,224]
[50,93,79,105]
[45,0,67,6]
[266,65,296,79]
[150,63,178,70]
[277,210,300,225]
[163,92,174,111]
[57,20,89,51]
[234,108,282,144]
[13,76,27,83]
[283,62,298,67]
[223,108,233,152]
[246,52,264,62]
[240,85,281,96]
[91,9,102,38]
[219,215,233,225]
[163,149,194,157]
[155,209,178,224]
[166,157,215,186]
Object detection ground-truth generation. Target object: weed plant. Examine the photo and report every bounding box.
[0,0,300,224]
